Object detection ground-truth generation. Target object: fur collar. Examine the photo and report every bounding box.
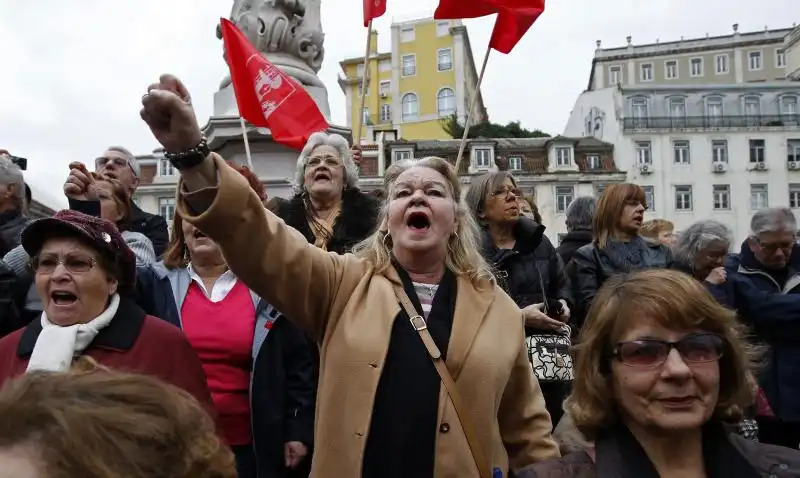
[274,189,380,254]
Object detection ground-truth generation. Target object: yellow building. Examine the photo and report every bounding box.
[338,18,488,143]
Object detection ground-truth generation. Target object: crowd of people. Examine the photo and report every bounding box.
[1,73,800,477]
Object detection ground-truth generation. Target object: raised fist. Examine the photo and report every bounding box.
[351,144,363,165]
[140,74,202,153]
[64,162,99,201]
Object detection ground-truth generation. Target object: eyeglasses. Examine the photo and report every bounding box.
[755,238,794,253]
[490,187,521,199]
[306,154,342,168]
[612,333,723,368]
[31,254,97,274]
[96,156,133,172]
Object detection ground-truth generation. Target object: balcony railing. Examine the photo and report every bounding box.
[623,114,800,131]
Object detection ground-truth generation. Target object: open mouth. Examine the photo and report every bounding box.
[193,230,208,239]
[51,291,78,306]
[406,211,431,232]
[314,171,331,181]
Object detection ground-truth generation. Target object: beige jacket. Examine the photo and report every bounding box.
[179,155,560,477]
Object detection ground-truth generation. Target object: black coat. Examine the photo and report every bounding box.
[271,189,380,255]
[0,261,21,338]
[482,218,572,335]
[557,230,593,266]
[572,238,672,317]
[128,203,169,258]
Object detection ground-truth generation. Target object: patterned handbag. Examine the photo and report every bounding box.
[525,325,574,382]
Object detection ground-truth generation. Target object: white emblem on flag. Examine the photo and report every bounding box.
[253,64,297,120]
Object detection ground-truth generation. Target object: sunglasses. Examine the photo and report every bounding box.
[612,333,724,368]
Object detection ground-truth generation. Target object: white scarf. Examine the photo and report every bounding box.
[26,294,120,373]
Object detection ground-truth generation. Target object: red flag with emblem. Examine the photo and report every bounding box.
[434,0,545,54]
[219,18,329,150]
[364,0,387,26]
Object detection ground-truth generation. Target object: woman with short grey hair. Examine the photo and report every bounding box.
[672,219,732,281]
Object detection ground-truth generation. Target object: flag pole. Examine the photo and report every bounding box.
[454,44,491,173]
[239,116,254,169]
[354,20,373,146]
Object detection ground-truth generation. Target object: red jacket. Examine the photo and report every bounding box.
[0,297,215,420]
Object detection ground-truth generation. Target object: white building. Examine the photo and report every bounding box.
[565,25,800,242]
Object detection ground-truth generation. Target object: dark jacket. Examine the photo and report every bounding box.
[572,237,672,317]
[135,264,315,478]
[271,189,380,255]
[0,210,32,256]
[0,261,21,338]
[724,241,800,422]
[520,422,800,477]
[0,296,214,417]
[129,202,169,258]
[557,229,593,266]
[481,218,572,335]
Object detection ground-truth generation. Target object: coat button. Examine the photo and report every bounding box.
[439,423,450,433]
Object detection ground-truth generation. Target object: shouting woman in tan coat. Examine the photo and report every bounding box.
[138,74,558,478]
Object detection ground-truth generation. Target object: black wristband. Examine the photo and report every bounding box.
[164,136,211,171]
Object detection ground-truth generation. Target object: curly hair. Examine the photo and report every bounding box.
[0,361,236,478]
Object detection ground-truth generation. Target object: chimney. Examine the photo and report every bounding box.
[596,39,602,49]
[733,23,739,35]
[626,35,632,46]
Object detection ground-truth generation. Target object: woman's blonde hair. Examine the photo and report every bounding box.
[566,268,756,439]
[639,218,674,241]
[593,183,647,249]
[352,156,494,285]
[0,362,235,478]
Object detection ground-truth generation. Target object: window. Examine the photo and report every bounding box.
[508,156,523,171]
[640,63,653,82]
[635,141,652,165]
[401,93,418,121]
[555,186,574,213]
[777,49,786,68]
[631,97,648,127]
[361,107,370,124]
[437,88,456,117]
[749,139,765,163]
[690,58,703,77]
[609,66,621,85]
[788,139,800,162]
[643,186,655,211]
[158,197,176,220]
[744,96,761,116]
[401,55,416,76]
[357,81,370,96]
[594,183,607,198]
[158,158,175,177]
[715,54,729,74]
[474,148,493,168]
[713,185,731,210]
[750,184,768,210]
[555,147,571,166]
[436,20,450,37]
[790,184,800,209]
[748,51,763,71]
[675,186,693,212]
[665,60,678,79]
[782,96,798,116]
[379,80,390,97]
[673,140,690,164]
[379,60,391,73]
[437,48,453,71]
[400,26,415,43]
[712,140,728,163]
[393,149,413,163]
[669,97,686,124]
[587,155,601,169]
[380,104,391,122]
[706,96,723,125]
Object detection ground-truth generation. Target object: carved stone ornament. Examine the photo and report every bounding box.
[218,0,326,91]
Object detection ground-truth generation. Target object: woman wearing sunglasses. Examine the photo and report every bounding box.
[522,269,800,477]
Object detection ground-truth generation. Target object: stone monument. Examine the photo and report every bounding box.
[205,0,351,199]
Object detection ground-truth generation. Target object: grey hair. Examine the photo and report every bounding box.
[464,171,516,226]
[294,132,359,192]
[673,219,732,267]
[0,156,25,203]
[750,207,797,237]
[102,146,141,178]
[565,196,597,232]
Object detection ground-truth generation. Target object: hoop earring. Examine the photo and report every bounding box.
[383,231,392,248]
[448,231,460,252]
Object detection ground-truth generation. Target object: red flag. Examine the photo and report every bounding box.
[363,0,387,27]
[219,18,329,150]
[434,0,545,54]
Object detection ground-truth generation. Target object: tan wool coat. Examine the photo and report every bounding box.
[179,155,560,477]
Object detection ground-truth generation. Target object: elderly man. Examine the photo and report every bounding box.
[725,207,800,449]
[0,151,32,255]
[95,146,169,256]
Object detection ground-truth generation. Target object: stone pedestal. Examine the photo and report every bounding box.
[203,115,351,200]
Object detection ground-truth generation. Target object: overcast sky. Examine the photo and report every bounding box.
[0,0,791,208]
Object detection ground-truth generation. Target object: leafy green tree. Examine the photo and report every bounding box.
[441,114,550,139]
